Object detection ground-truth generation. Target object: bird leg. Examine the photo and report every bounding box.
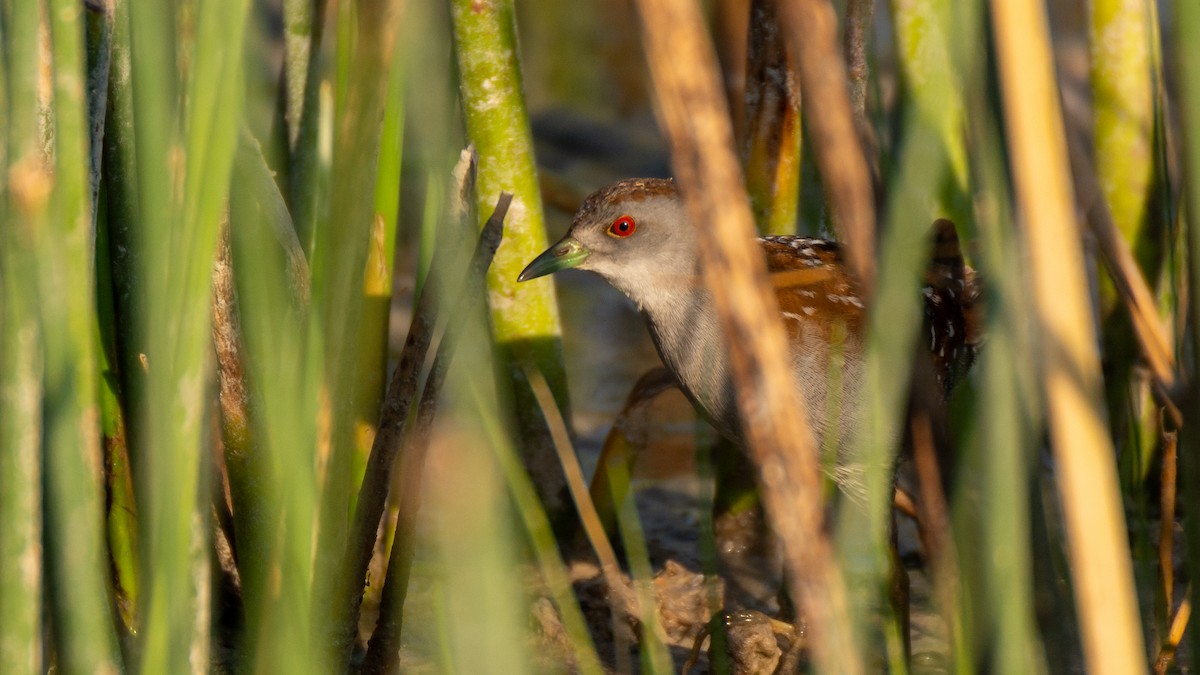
[588,367,679,540]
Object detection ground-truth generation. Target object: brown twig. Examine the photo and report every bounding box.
[632,0,860,671]
[328,148,478,663]
[842,0,873,131]
[357,192,510,674]
[525,368,633,671]
[775,0,876,289]
[1160,417,1178,614]
[909,411,965,666]
[1067,136,1178,396]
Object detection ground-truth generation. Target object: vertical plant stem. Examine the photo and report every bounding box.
[1174,0,1200,666]
[1090,0,1155,270]
[0,1,45,671]
[1090,0,1162,490]
[714,0,750,137]
[286,0,327,256]
[969,93,1049,673]
[607,456,674,674]
[0,254,42,675]
[352,22,407,511]
[363,200,528,674]
[227,129,320,674]
[843,0,873,130]
[449,0,573,522]
[991,1,1148,673]
[309,0,400,661]
[776,0,876,288]
[741,0,802,236]
[889,0,971,228]
[40,0,122,669]
[132,0,250,668]
[633,0,859,671]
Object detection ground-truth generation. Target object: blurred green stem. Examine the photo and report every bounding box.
[285,0,327,256]
[40,0,122,669]
[889,0,971,229]
[308,0,400,663]
[130,0,250,668]
[0,1,45,671]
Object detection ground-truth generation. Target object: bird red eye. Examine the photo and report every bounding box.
[608,215,637,238]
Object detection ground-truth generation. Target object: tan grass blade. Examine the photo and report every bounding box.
[991,1,1148,673]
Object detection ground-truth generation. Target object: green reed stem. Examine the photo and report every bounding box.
[38,0,122,670]
[0,2,45,672]
[449,0,573,522]
[131,0,250,668]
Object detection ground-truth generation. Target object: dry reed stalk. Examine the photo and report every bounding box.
[992,0,1148,672]
[632,0,860,671]
[331,151,479,663]
[1160,423,1178,612]
[360,194,509,673]
[775,0,875,288]
[1069,138,1177,394]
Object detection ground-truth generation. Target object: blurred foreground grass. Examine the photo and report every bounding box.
[1,0,1198,673]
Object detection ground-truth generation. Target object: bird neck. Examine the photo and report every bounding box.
[631,278,740,440]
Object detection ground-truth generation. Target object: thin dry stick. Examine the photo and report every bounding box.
[1068,138,1178,394]
[525,368,632,672]
[910,412,965,667]
[842,0,873,147]
[360,194,509,675]
[526,369,622,584]
[775,0,876,289]
[328,148,481,662]
[992,0,1148,672]
[632,0,859,672]
[1160,422,1178,612]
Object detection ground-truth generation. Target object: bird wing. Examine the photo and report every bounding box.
[757,236,866,341]
[757,225,982,393]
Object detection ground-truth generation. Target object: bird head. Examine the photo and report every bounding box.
[518,178,700,301]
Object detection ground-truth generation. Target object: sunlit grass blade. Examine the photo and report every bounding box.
[351,16,408,515]
[414,320,535,674]
[968,90,1049,675]
[468,374,604,674]
[0,251,42,675]
[843,118,943,674]
[356,182,506,670]
[96,199,140,639]
[283,0,327,256]
[889,0,971,229]
[606,453,674,674]
[991,0,1147,672]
